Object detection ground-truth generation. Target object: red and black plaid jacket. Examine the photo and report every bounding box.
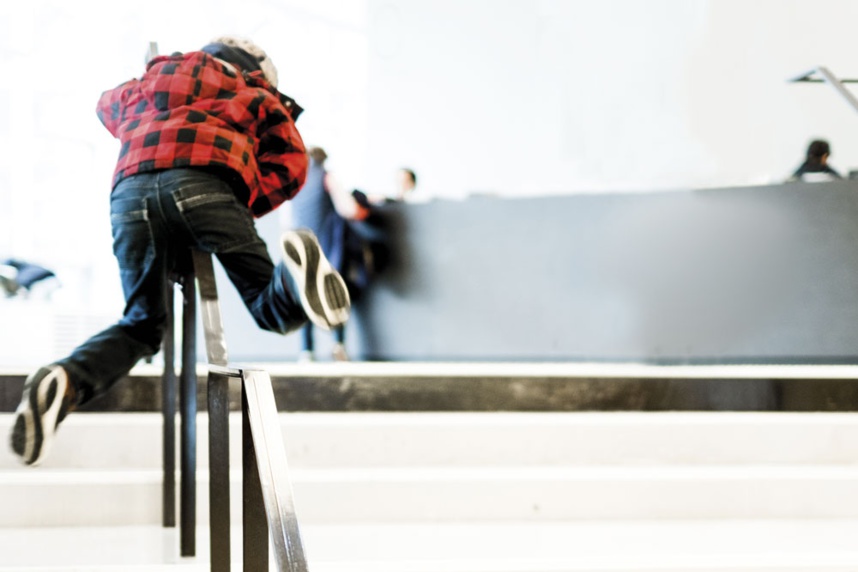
[96,51,307,217]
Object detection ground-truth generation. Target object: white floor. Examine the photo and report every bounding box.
[4,520,858,572]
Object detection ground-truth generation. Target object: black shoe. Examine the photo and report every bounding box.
[281,230,350,331]
[10,365,73,466]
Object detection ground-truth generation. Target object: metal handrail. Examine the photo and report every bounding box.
[162,266,197,557]
[789,66,858,114]
[242,369,308,570]
[194,250,309,571]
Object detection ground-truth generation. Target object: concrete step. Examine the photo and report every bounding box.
[3,520,858,571]
[2,412,858,470]
[3,411,858,527]
[4,464,858,527]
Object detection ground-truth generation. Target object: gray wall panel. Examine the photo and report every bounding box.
[211,182,858,363]
[352,182,858,363]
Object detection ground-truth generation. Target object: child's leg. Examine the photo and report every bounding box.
[216,230,349,334]
[155,172,348,334]
[11,172,172,465]
[151,172,308,334]
[59,173,173,404]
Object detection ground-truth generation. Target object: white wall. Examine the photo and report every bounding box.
[5,0,858,361]
[364,0,858,199]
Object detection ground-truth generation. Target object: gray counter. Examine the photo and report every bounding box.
[214,181,858,364]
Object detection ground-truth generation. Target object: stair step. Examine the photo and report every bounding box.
[3,465,858,526]
[3,521,858,571]
[2,412,858,470]
[3,411,858,527]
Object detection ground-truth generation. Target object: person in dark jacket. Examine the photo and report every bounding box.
[290,147,370,361]
[788,139,842,182]
[9,37,351,466]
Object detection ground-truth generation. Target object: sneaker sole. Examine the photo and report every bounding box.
[282,231,350,330]
[10,367,68,466]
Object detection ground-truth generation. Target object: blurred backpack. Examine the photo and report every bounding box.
[0,259,58,297]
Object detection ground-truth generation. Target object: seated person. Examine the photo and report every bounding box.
[788,139,842,182]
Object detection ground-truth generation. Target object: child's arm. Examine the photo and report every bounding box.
[95,80,139,137]
[250,101,309,217]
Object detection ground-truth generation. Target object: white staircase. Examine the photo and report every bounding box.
[2,411,858,570]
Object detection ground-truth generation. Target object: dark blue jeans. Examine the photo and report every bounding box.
[59,169,307,405]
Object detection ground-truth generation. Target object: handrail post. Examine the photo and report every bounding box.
[242,382,269,570]
[162,278,177,529]
[208,367,234,572]
[192,250,228,368]
[163,266,198,557]
[193,250,234,571]
[179,270,197,557]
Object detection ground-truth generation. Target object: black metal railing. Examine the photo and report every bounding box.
[162,251,309,571]
[162,263,197,557]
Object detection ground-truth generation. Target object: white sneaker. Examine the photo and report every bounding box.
[281,230,350,331]
[10,365,74,466]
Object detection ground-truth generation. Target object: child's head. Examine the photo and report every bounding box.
[201,36,278,88]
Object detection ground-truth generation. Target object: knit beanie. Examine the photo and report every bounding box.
[201,36,278,88]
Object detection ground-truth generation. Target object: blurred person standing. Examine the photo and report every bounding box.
[396,167,419,202]
[290,146,370,361]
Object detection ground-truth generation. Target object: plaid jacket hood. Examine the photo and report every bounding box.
[96,51,307,217]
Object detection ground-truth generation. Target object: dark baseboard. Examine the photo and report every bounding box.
[3,371,858,413]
